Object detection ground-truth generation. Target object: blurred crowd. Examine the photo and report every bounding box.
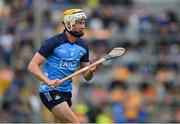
[0,0,179,123]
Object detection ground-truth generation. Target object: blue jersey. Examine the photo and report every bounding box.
[38,31,89,93]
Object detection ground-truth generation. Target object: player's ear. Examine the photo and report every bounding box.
[65,21,71,29]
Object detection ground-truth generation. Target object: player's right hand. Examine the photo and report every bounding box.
[46,79,59,88]
[47,79,63,89]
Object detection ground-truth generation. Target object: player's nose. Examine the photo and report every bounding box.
[80,25,85,29]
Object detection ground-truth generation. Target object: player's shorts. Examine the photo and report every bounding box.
[39,90,72,111]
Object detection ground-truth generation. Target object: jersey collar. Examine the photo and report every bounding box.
[63,30,80,44]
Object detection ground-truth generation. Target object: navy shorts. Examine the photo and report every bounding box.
[39,90,72,111]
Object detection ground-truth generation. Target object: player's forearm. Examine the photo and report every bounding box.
[83,70,95,81]
[28,63,50,84]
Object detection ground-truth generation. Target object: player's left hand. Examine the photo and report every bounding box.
[89,57,102,73]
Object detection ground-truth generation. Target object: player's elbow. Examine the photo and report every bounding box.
[83,71,94,81]
[27,62,32,73]
[84,77,91,81]
[27,62,35,73]
[84,75,93,81]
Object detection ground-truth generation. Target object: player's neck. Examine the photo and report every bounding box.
[65,31,77,43]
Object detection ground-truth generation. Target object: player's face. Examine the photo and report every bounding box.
[72,19,86,37]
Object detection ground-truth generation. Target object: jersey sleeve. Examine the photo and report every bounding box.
[80,42,89,62]
[38,38,57,58]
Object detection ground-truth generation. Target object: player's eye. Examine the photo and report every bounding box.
[77,20,86,25]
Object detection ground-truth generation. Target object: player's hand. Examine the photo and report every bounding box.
[89,57,102,73]
[47,79,62,88]
[51,79,63,88]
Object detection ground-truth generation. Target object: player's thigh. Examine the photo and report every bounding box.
[51,101,79,123]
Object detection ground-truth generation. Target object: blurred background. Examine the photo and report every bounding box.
[0,0,179,123]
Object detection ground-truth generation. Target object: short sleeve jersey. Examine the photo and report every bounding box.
[38,31,89,93]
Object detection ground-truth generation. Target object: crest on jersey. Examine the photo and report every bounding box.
[70,49,75,56]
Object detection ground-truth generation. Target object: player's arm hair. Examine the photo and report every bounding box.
[28,52,50,85]
[80,62,95,81]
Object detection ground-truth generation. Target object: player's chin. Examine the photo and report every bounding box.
[80,32,84,36]
[76,32,84,37]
